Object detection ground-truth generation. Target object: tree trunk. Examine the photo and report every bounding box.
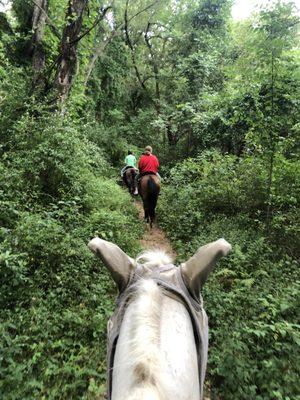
[144,22,161,115]
[83,29,118,90]
[56,0,89,102]
[32,0,47,86]
[166,118,178,146]
[124,0,148,93]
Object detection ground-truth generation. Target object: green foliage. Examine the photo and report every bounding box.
[205,245,299,400]
[1,0,299,398]
[191,0,231,31]
[158,151,300,399]
[0,93,142,398]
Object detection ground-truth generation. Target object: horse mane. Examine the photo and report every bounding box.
[124,250,173,400]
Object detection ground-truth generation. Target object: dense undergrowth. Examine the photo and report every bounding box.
[0,94,143,399]
[1,0,299,398]
[158,151,300,400]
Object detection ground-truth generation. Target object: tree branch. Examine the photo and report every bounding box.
[83,28,119,88]
[83,1,162,91]
[70,6,112,45]
[124,0,147,92]
[29,0,60,39]
[127,0,161,24]
[144,21,161,114]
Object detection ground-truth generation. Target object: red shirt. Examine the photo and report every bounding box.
[138,154,159,174]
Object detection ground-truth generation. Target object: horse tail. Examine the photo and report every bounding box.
[126,280,166,400]
[147,176,159,221]
[131,168,136,179]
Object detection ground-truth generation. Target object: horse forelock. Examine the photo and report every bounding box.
[135,249,173,270]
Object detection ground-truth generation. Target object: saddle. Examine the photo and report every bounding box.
[139,171,156,178]
[137,171,159,185]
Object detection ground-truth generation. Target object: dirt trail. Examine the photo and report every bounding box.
[134,200,177,260]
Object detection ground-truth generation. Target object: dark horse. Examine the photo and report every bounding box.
[123,168,138,195]
[139,174,160,228]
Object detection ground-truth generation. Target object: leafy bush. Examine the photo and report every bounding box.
[158,151,300,399]
[159,150,299,257]
[0,103,142,399]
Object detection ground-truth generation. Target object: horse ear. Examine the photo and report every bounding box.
[181,238,231,297]
[88,237,135,291]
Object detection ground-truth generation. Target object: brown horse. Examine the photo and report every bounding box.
[123,168,138,195]
[139,174,160,227]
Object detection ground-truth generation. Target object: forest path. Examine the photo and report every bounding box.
[134,199,177,260]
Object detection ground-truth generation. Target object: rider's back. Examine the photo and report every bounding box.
[138,153,159,174]
[125,154,136,168]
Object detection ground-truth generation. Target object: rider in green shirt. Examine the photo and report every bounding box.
[125,151,136,168]
[121,150,137,177]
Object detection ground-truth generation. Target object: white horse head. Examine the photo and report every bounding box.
[88,237,231,400]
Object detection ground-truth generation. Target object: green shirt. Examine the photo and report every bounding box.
[125,154,136,168]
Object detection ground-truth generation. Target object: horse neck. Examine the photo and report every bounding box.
[111,279,200,400]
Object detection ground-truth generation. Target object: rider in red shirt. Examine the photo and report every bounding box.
[138,146,159,176]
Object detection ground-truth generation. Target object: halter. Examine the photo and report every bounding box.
[135,263,175,273]
[108,263,207,400]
